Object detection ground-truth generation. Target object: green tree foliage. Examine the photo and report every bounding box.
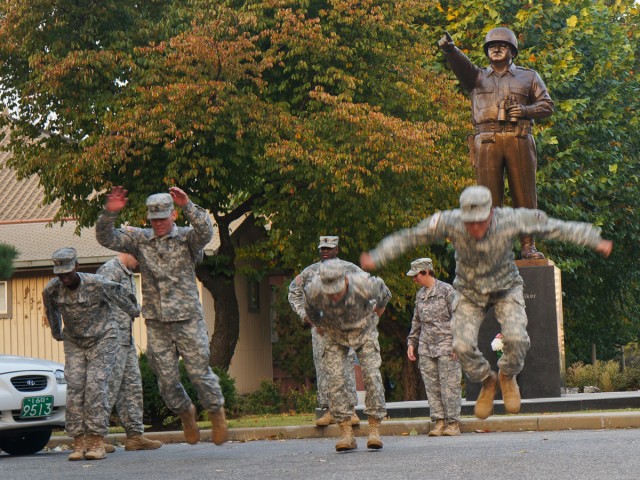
[0,0,471,381]
[0,243,18,279]
[425,0,640,365]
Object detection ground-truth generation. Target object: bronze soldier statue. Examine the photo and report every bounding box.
[439,28,554,259]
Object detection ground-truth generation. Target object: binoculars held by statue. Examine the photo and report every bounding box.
[497,96,519,123]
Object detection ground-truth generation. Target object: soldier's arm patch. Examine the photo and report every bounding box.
[428,212,441,232]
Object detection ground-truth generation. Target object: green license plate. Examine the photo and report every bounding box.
[20,395,54,418]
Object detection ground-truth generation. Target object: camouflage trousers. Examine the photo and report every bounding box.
[108,341,144,436]
[312,326,358,409]
[418,354,462,422]
[452,286,530,382]
[64,337,119,437]
[146,317,224,415]
[324,335,386,423]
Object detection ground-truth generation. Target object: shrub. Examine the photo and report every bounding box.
[138,351,239,428]
[139,351,176,429]
[0,243,18,280]
[233,380,318,416]
[565,360,634,392]
[284,385,317,414]
[242,379,283,415]
[213,367,239,418]
[620,367,640,391]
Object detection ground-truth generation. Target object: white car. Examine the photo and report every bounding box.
[0,355,66,455]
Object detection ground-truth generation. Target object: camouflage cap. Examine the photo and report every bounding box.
[146,193,174,219]
[318,236,339,249]
[51,247,78,274]
[406,258,434,277]
[459,186,492,222]
[318,259,347,295]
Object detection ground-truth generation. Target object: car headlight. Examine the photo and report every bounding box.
[55,369,66,385]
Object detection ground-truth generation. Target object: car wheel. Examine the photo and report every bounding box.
[0,428,53,455]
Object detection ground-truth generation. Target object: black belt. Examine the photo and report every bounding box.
[475,123,531,134]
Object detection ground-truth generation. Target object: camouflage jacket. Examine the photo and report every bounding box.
[407,280,456,357]
[43,272,140,348]
[369,207,604,304]
[96,201,213,322]
[97,258,139,345]
[288,258,362,321]
[304,272,391,348]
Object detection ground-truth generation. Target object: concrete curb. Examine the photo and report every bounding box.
[46,411,640,449]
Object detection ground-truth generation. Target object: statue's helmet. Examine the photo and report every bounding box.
[483,27,518,58]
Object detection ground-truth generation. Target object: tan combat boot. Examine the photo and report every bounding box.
[350,410,361,426]
[209,407,229,445]
[68,435,85,461]
[366,416,383,450]
[125,434,163,451]
[428,419,446,437]
[474,371,498,420]
[335,419,357,452]
[104,443,116,453]
[84,435,107,460]
[179,403,200,444]
[315,409,333,427]
[442,421,461,436]
[499,370,522,414]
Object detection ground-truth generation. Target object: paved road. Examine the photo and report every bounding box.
[2,428,638,480]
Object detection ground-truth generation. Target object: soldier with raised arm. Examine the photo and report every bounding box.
[439,28,554,259]
[96,186,227,446]
[361,186,612,421]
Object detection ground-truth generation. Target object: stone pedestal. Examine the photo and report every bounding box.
[465,259,565,400]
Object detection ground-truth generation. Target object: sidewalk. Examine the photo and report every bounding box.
[46,391,640,448]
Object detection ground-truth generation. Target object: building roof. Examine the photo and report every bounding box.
[0,220,116,269]
[0,134,61,222]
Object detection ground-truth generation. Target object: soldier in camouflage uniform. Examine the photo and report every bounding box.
[406,258,462,437]
[361,186,612,420]
[43,247,141,461]
[304,260,391,452]
[96,186,227,446]
[288,235,360,427]
[97,253,162,451]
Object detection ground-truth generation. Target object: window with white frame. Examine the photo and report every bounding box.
[0,281,9,318]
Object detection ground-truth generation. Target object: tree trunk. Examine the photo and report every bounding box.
[195,218,240,372]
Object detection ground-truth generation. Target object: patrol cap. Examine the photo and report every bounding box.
[146,193,174,219]
[51,247,78,274]
[318,236,339,249]
[319,259,346,295]
[459,186,493,222]
[406,258,434,277]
